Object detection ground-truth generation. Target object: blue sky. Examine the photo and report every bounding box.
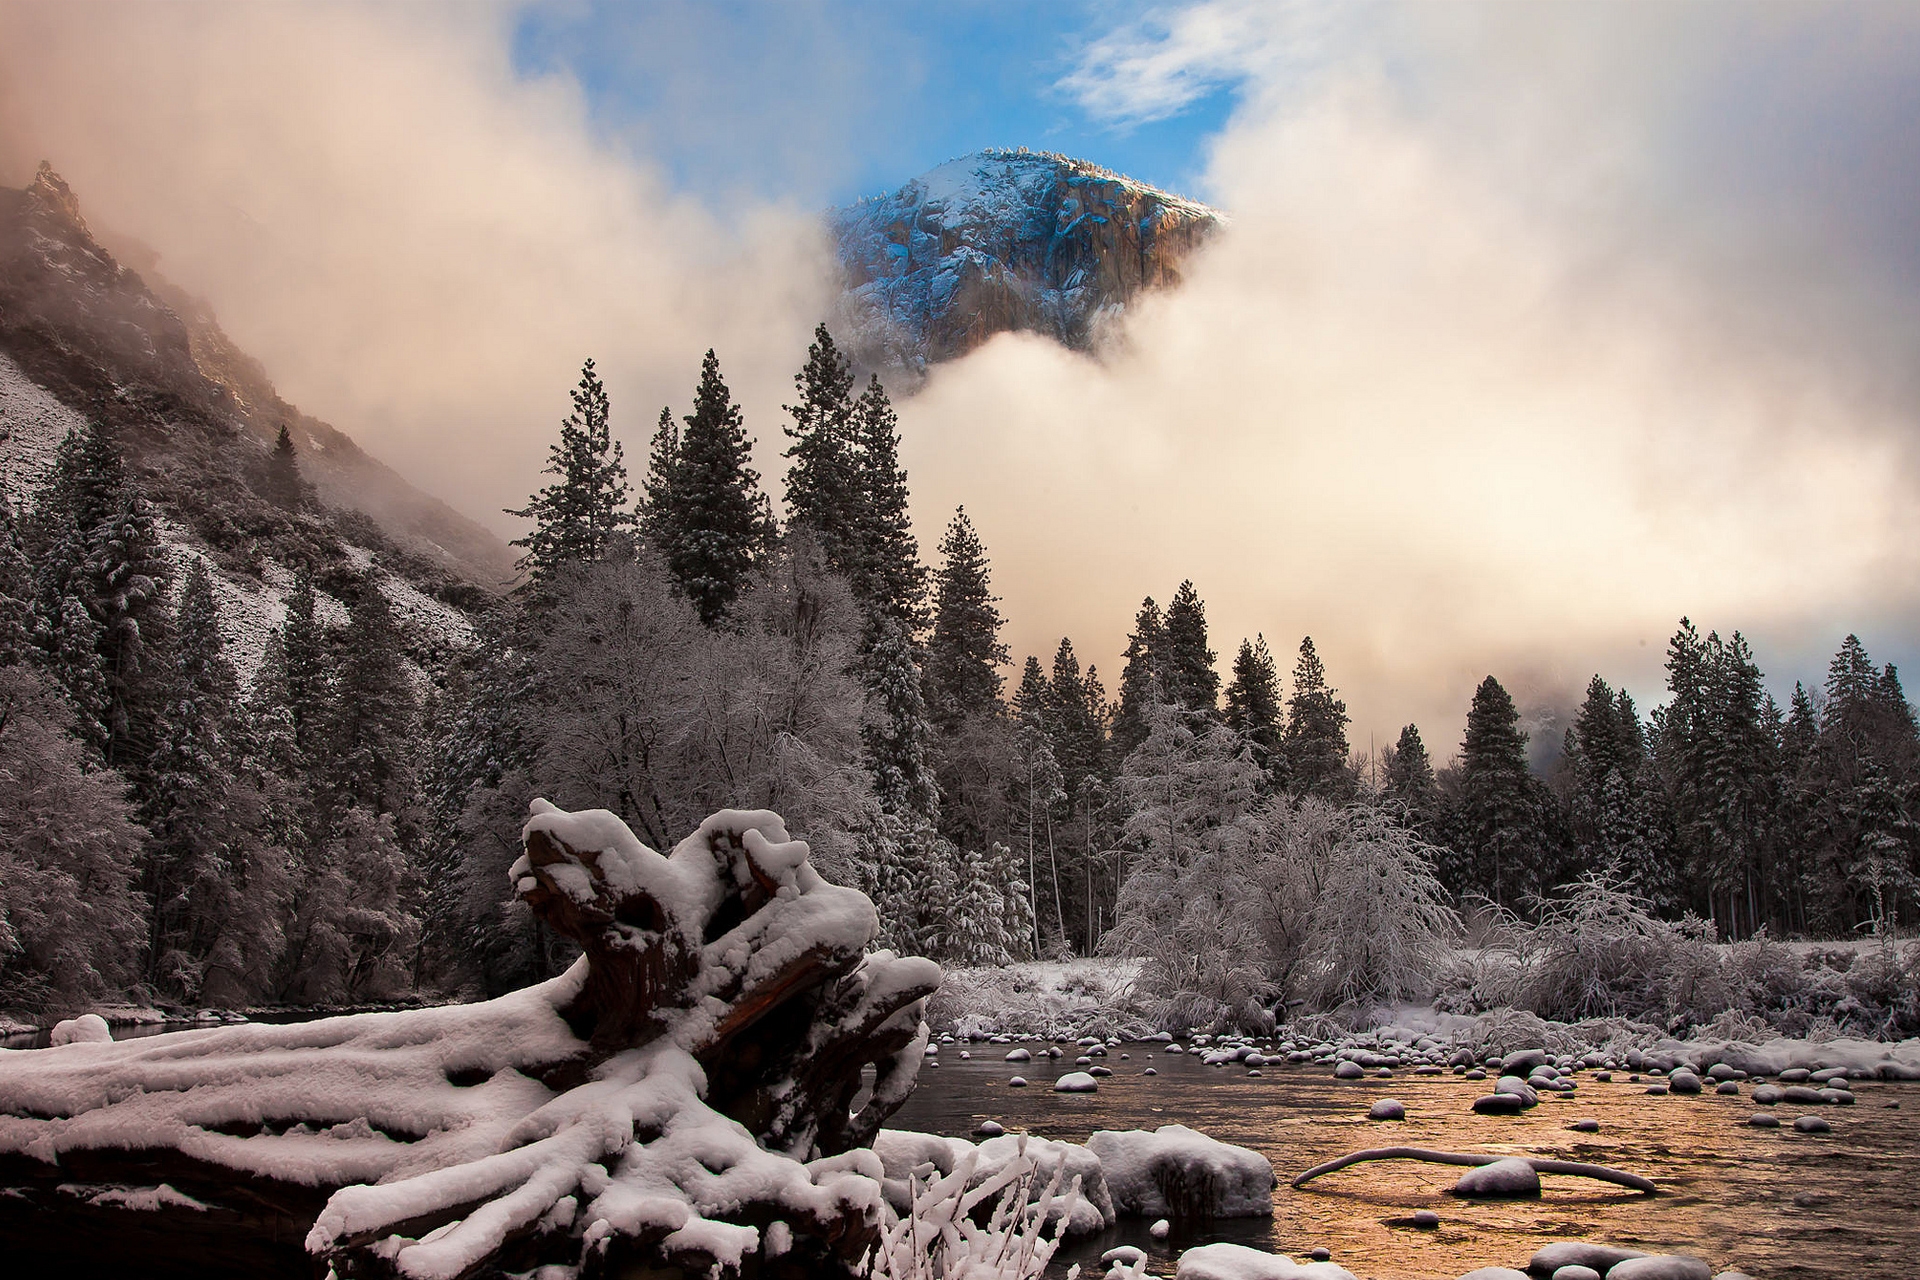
[508,0,1244,207]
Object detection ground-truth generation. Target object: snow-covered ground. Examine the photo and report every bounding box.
[0,350,470,688]
[928,959,1149,1041]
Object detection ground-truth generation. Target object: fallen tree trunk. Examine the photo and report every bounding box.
[0,803,941,1280]
[1290,1146,1658,1194]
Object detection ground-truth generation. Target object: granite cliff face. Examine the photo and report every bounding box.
[0,163,513,593]
[832,149,1221,374]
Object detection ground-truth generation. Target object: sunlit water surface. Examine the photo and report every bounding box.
[891,1043,1920,1280]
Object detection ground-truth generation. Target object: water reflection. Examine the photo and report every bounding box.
[891,1043,1920,1279]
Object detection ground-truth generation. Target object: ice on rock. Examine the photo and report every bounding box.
[1087,1124,1274,1220]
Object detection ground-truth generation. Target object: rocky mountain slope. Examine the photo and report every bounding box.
[0,163,502,678]
[832,149,1221,373]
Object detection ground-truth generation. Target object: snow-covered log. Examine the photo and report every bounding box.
[0,803,942,1280]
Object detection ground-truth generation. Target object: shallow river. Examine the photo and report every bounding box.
[889,1042,1920,1280]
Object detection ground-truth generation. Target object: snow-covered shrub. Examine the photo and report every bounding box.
[1488,872,1726,1025]
[865,1138,1082,1280]
[1284,808,1460,1012]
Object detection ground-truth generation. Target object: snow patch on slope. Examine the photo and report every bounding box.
[0,348,83,505]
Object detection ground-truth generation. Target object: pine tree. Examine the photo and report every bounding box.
[0,495,35,667]
[279,570,333,762]
[657,350,776,625]
[639,406,681,551]
[781,323,860,573]
[923,508,1007,732]
[860,616,940,822]
[325,577,417,820]
[88,485,171,774]
[506,359,634,591]
[1161,581,1218,713]
[144,560,278,1001]
[266,424,305,510]
[1223,635,1285,789]
[1111,598,1167,758]
[1284,636,1352,802]
[849,374,926,629]
[1382,723,1438,825]
[1446,674,1543,908]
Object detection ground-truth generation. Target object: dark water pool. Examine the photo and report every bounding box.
[889,1043,1920,1280]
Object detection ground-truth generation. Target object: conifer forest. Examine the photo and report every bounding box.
[3,323,1916,1040]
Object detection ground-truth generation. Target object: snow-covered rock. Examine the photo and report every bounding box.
[47,1014,112,1046]
[832,150,1220,372]
[1175,1242,1357,1280]
[1086,1124,1274,1220]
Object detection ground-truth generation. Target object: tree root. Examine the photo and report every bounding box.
[1290,1146,1657,1194]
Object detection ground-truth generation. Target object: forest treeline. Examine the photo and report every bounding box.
[2,324,1917,1019]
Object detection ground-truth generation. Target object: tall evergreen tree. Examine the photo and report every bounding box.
[639,406,680,546]
[781,323,859,573]
[505,359,634,590]
[143,560,280,1001]
[1223,635,1285,789]
[266,424,305,510]
[923,508,1008,732]
[1111,598,1168,758]
[325,578,417,820]
[1383,723,1438,825]
[849,374,926,629]
[1161,581,1218,713]
[0,495,36,667]
[278,570,333,763]
[1446,675,1543,907]
[653,350,776,625]
[860,616,940,822]
[88,485,171,774]
[1284,636,1352,801]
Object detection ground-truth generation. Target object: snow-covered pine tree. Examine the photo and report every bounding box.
[848,374,926,630]
[658,351,776,625]
[923,507,1007,733]
[265,424,305,510]
[88,485,171,775]
[1224,635,1285,791]
[278,570,332,763]
[0,663,149,1014]
[1161,580,1218,714]
[1444,674,1543,909]
[639,406,680,554]
[325,576,417,821]
[1283,636,1353,803]
[0,495,34,667]
[1382,722,1438,827]
[25,502,109,748]
[143,560,286,1003]
[781,323,860,575]
[506,359,635,592]
[860,615,939,823]
[1110,598,1167,758]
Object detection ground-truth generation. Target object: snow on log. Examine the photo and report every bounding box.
[0,801,942,1280]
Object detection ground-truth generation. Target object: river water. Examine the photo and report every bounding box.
[889,1042,1920,1280]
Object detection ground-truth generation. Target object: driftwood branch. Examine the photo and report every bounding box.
[0,803,942,1280]
[1291,1146,1657,1194]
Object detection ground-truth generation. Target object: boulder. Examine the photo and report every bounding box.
[1450,1158,1541,1198]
